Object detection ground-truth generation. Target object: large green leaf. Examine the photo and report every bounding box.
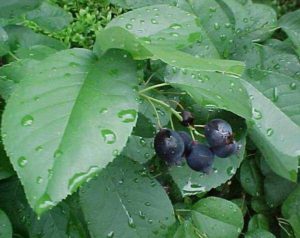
[25,2,73,32]
[282,185,300,238]
[169,111,247,196]
[109,0,176,9]
[94,5,244,76]
[2,49,139,215]
[279,9,300,56]
[243,44,300,181]
[0,209,12,238]
[191,197,244,238]
[0,177,90,238]
[80,157,176,238]
[0,0,43,19]
[164,66,251,119]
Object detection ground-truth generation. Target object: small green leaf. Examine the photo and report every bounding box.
[248,214,270,232]
[80,157,176,238]
[191,197,244,238]
[245,229,276,238]
[0,0,43,19]
[0,209,12,238]
[25,2,73,32]
[240,159,263,197]
[282,185,300,237]
[173,220,200,238]
[2,49,139,214]
[279,9,300,56]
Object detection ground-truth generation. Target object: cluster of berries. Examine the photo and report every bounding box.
[154,111,239,173]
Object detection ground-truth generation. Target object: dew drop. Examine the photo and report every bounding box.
[35,145,43,152]
[18,156,28,168]
[253,108,262,120]
[266,128,274,136]
[99,108,108,114]
[170,32,179,37]
[101,129,116,144]
[36,176,43,184]
[145,202,151,206]
[125,23,133,30]
[21,115,34,126]
[139,210,145,219]
[118,109,137,123]
[107,231,114,238]
[151,19,158,24]
[128,217,136,228]
[289,82,297,90]
[54,149,63,159]
[209,7,217,12]
[227,166,235,176]
[169,23,182,30]
[214,23,220,30]
[272,87,279,102]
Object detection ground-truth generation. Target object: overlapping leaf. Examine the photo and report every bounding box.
[0,0,43,19]
[2,49,139,214]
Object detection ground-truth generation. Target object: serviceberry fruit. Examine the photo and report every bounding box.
[154,128,185,164]
[204,119,233,147]
[177,131,193,156]
[181,110,194,127]
[212,141,238,158]
[186,142,214,173]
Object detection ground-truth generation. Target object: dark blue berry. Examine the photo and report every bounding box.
[186,142,214,173]
[154,129,185,164]
[177,131,193,156]
[181,110,194,127]
[212,141,238,158]
[204,119,233,147]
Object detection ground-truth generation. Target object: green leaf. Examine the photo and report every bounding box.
[173,221,200,238]
[80,157,176,238]
[0,177,90,238]
[0,0,43,19]
[282,185,300,238]
[0,209,12,238]
[245,229,276,238]
[169,111,246,196]
[25,2,73,32]
[15,45,58,60]
[177,0,235,58]
[264,172,297,208]
[240,159,263,197]
[248,214,270,232]
[279,9,300,56]
[219,0,277,60]
[3,25,66,52]
[2,49,139,215]
[0,27,9,56]
[243,44,300,181]
[165,67,251,120]
[109,0,176,9]
[191,197,244,238]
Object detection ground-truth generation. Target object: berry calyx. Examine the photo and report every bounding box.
[181,110,194,127]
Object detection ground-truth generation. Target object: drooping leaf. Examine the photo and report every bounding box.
[80,157,176,238]
[243,43,300,181]
[2,49,139,215]
[282,185,300,237]
[191,197,244,238]
[169,111,247,196]
[279,9,300,56]
[173,220,201,238]
[165,66,251,119]
[109,0,176,9]
[0,0,43,19]
[25,2,73,32]
[240,159,263,197]
[0,209,12,238]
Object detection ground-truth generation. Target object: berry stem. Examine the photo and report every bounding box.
[168,99,184,110]
[139,83,169,94]
[146,98,162,128]
[189,126,205,138]
[140,94,183,121]
[8,51,20,61]
[144,72,156,85]
[189,127,196,141]
[170,115,175,130]
[194,124,205,128]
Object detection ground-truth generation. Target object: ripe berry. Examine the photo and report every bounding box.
[177,131,193,156]
[186,142,214,173]
[212,141,238,158]
[181,110,194,127]
[154,129,185,164]
[204,119,233,147]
